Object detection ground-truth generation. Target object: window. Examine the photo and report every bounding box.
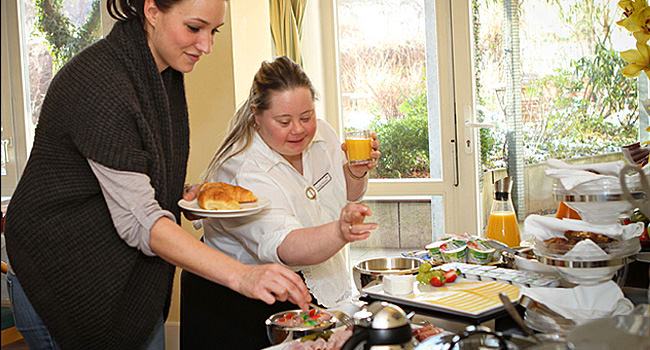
[2,0,105,196]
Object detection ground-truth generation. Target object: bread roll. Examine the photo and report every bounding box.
[197,182,258,210]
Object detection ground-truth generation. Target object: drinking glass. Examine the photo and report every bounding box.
[345,130,373,165]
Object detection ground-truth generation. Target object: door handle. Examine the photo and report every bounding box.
[2,137,11,166]
[462,106,495,155]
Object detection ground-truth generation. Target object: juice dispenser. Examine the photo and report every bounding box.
[485,176,521,247]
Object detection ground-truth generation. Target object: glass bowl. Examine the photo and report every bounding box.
[552,181,644,224]
[533,238,640,285]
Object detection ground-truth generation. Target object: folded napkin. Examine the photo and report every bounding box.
[521,281,634,324]
[545,159,627,191]
[546,159,625,176]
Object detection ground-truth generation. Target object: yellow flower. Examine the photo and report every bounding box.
[617,3,650,42]
[621,39,650,77]
[618,0,648,18]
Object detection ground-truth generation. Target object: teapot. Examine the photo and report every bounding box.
[341,301,417,350]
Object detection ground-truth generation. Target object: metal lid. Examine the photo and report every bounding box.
[493,176,513,200]
[355,301,409,330]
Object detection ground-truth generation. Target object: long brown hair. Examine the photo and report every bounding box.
[202,56,317,181]
[106,0,178,22]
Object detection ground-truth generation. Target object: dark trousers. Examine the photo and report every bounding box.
[180,269,300,349]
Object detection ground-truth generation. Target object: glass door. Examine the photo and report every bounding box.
[335,0,479,252]
[470,0,648,238]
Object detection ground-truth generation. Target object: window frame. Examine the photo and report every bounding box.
[1,0,112,197]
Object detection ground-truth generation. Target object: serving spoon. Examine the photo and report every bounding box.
[499,293,542,343]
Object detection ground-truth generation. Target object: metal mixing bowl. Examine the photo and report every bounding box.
[265,309,337,345]
[353,256,425,291]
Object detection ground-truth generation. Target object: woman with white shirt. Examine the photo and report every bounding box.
[180,56,381,348]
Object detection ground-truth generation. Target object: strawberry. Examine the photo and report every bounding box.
[443,270,457,283]
[430,276,445,287]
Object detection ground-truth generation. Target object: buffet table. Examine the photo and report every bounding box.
[263,245,649,350]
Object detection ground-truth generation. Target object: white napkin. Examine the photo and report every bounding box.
[524,215,644,242]
[545,159,626,191]
[562,239,609,259]
[521,281,634,323]
[546,159,625,176]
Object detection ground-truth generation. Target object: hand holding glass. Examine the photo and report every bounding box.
[345,130,373,165]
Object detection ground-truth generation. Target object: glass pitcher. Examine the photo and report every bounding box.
[485,177,521,247]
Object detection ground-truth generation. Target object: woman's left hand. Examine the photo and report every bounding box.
[338,203,377,242]
[341,132,381,177]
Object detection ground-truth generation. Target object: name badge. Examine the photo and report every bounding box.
[313,173,332,192]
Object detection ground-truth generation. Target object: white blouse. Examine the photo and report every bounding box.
[202,119,355,307]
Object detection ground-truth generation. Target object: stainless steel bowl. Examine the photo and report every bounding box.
[353,256,425,291]
[265,309,337,345]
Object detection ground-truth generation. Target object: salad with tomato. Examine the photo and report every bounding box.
[415,262,461,287]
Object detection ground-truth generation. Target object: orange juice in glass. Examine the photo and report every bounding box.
[485,211,521,248]
[345,130,372,165]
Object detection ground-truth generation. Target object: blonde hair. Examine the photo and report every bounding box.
[202,56,317,181]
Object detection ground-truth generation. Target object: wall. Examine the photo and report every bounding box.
[350,200,434,250]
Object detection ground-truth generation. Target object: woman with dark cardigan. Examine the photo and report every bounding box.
[3,0,310,349]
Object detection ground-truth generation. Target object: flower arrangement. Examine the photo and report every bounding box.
[618,0,650,77]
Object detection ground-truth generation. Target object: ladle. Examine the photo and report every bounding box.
[499,293,542,343]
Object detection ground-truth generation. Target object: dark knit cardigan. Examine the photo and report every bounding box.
[4,19,189,349]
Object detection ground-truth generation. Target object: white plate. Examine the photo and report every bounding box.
[178,197,270,218]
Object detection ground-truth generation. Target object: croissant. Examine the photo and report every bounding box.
[197,182,258,210]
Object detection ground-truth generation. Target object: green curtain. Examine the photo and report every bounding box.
[269,0,306,66]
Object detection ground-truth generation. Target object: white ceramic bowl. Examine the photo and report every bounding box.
[382,274,415,296]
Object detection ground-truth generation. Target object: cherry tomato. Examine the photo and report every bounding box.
[430,276,445,287]
[443,270,457,283]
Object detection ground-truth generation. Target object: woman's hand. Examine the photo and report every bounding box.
[181,183,203,220]
[338,203,377,242]
[341,132,381,178]
[233,263,311,310]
